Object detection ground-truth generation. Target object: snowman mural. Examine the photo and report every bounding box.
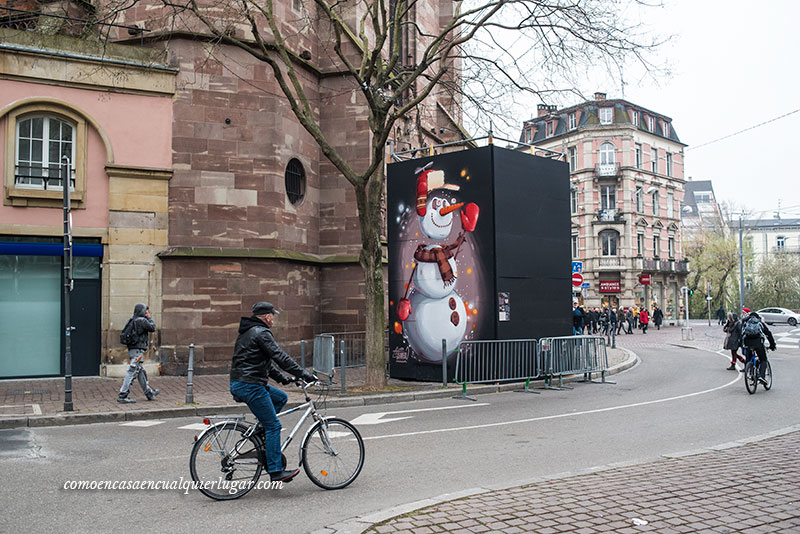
[396,164,480,362]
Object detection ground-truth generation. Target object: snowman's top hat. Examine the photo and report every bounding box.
[415,163,460,216]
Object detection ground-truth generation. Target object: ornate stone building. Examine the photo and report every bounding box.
[521,93,689,323]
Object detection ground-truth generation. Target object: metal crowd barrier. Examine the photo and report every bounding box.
[453,339,540,400]
[538,335,614,389]
[453,335,613,399]
[316,331,366,368]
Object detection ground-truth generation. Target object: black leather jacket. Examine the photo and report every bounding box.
[230,316,305,386]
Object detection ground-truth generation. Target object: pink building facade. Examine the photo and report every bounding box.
[522,93,689,322]
[0,27,175,378]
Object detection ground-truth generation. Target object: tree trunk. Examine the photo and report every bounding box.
[355,164,387,389]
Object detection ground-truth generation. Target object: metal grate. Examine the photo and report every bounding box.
[10,389,48,395]
[285,158,306,205]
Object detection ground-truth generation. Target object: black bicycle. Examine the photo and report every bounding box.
[743,346,773,394]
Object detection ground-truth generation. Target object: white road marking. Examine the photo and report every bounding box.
[178,423,210,430]
[364,375,741,441]
[350,403,490,426]
[120,420,165,427]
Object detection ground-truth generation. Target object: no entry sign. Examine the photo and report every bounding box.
[571,272,584,287]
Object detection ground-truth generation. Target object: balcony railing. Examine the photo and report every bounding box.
[637,258,689,273]
[594,162,621,178]
[595,208,624,223]
[597,257,622,269]
[772,246,800,254]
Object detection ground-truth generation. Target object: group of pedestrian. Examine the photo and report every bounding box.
[722,306,776,383]
[572,302,664,337]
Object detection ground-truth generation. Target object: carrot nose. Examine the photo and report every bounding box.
[439,202,464,216]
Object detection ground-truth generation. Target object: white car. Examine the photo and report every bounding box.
[756,307,799,327]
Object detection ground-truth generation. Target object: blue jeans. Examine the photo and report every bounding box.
[229,381,288,473]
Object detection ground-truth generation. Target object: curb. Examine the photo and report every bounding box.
[0,350,639,430]
[315,421,800,534]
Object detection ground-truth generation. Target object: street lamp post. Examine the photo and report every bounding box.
[62,156,73,412]
[738,214,745,314]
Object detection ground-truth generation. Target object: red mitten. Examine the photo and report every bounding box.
[397,298,411,320]
[416,171,429,216]
[461,203,479,232]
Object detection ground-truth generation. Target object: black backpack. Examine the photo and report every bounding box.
[742,315,763,340]
[120,318,137,346]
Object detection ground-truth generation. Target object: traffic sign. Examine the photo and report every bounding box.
[581,282,590,288]
[706,296,713,301]
[638,274,651,285]
[571,272,584,287]
[572,261,583,273]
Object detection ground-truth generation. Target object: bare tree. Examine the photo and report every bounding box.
[96,0,664,387]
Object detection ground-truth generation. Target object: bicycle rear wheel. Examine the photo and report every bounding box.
[744,361,757,394]
[301,418,364,490]
[190,422,262,500]
[763,361,772,390]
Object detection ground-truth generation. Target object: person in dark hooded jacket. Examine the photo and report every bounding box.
[117,303,159,403]
[230,302,316,484]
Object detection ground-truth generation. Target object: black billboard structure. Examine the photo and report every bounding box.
[388,145,572,382]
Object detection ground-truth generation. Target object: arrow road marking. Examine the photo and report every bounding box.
[350,403,490,426]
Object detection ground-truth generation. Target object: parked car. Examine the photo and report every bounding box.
[755,307,799,326]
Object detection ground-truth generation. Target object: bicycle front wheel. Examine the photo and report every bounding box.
[763,361,773,390]
[744,361,757,394]
[190,422,263,500]
[301,418,364,490]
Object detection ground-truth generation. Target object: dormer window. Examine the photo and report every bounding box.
[631,110,639,126]
[664,122,670,137]
[599,107,613,125]
[569,112,577,130]
[647,116,655,132]
[547,121,554,136]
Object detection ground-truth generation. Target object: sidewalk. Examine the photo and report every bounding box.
[0,346,633,429]
[344,425,800,534]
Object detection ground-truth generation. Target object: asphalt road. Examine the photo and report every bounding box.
[2,332,798,534]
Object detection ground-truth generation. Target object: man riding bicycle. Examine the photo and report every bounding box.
[739,307,776,385]
[230,302,316,483]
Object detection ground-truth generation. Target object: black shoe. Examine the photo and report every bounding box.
[146,389,160,401]
[739,368,745,373]
[117,396,136,404]
[269,469,300,483]
[727,364,736,370]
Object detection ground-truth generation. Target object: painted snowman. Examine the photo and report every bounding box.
[397,167,479,362]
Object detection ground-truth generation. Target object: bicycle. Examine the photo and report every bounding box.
[189,377,365,500]
[742,346,773,395]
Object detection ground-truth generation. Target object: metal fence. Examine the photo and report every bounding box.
[316,331,366,368]
[453,335,612,398]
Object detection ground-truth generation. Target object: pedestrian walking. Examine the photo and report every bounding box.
[625,308,634,334]
[715,305,726,325]
[572,301,584,336]
[639,308,650,334]
[652,305,663,330]
[117,303,159,403]
[723,312,745,370]
[608,307,618,343]
[632,306,639,329]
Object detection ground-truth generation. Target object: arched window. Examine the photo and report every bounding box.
[15,114,76,190]
[599,142,615,165]
[284,158,306,206]
[599,230,618,256]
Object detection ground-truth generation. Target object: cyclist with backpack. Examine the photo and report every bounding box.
[739,307,776,385]
[117,303,159,403]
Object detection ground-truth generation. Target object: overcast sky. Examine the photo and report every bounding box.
[598,0,800,220]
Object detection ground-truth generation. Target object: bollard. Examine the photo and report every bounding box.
[612,326,616,349]
[340,340,346,395]
[442,339,447,387]
[185,343,194,404]
[301,339,306,369]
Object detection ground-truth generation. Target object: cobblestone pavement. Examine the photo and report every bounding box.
[364,428,800,534]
